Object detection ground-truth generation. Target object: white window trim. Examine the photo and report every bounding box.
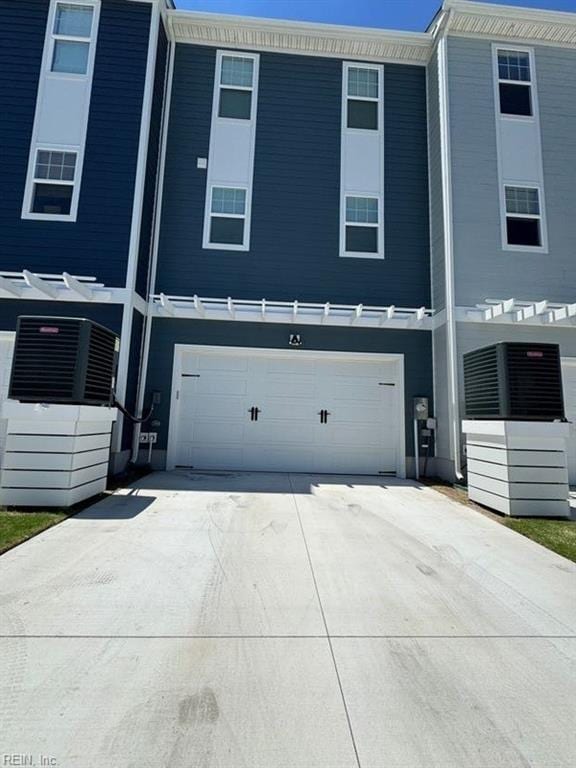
[501,182,548,253]
[203,49,259,252]
[340,62,385,259]
[21,0,100,223]
[491,44,548,254]
[342,194,383,259]
[494,45,535,122]
[25,147,79,222]
[205,184,250,250]
[49,1,96,78]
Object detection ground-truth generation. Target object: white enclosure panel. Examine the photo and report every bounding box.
[0,336,15,467]
[36,78,90,146]
[343,132,383,194]
[562,360,576,486]
[499,119,542,183]
[170,348,404,475]
[209,121,254,184]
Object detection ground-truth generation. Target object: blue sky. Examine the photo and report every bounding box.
[174,0,576,31]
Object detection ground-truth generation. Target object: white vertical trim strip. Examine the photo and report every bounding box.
[202,49,260,251]
[491,44,548,254]
[437,35,463,480]
[339,61,385,260]
[21,0,101,223]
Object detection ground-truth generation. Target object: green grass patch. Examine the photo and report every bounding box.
[503,518,576,564]
[0,509,69,555]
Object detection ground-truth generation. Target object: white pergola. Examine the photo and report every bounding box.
[151,293,434,330]
[461,298,576,327]
[0,271,113,303]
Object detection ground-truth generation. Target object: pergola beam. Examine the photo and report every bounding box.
[23,269,59,299]
[0,275,23,297]
[63,272,93,301]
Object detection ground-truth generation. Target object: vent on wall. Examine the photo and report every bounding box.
[9,317,119,406]
[463,342,565,421]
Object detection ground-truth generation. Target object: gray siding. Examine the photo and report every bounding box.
[427,49,446,312]
[144,321,433,459]
[156,45,430,307]
[447,36,576,306]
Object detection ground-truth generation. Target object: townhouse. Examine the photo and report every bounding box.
[0,0,575,484]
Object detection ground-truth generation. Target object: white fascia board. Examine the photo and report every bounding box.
[442,0,576,47]
[168,10,432,65]
[444,0,576,27]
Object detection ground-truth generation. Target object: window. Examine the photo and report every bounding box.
[51,3,94,75]
[345,196,379,253]
[208,187,247,246]
[504,186,542,247]
[497,50,533,117]
[29,150,77,216]
[347,66,379,130]
[218,55,255,120]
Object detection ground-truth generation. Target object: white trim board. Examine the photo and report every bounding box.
[491,44,548,255]
[202,49,260,252]
[166,344,406,477]
[339,61,385,261]
[22,0,101,223]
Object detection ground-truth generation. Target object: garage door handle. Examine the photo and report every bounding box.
[318,409,331,424]
[249,406,261,421]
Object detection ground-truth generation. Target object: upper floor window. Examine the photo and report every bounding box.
[51,3,94,75]
[345,196,380,254]
[504,186,542,247]
[497,50,533,117]
[346,66,380,130]
[29,149,78,217]
[208,186,247,247]
[218,55,255,120]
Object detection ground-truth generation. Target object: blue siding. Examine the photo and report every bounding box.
[0,300,123,335]
[0,0,150,288]
[136,21,169,297]
[156,45,430,307]
[144,320,433,457]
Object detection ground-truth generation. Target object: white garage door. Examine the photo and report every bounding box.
[169,347,404,475]
[0,334,15,467]
[562,359,576,486]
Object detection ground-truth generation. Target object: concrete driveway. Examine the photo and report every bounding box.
[1,471,575,768]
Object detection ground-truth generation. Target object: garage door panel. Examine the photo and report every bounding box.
[198,355,248,373]
[192,420,245,444]
[177,445,244,469]
[263,358,317,375]
[250,420,317,444]
[253,379,316,399]
[172,349,402,475]
[196,376,247,396]
[243,445,317,473]
[189,395,246,421]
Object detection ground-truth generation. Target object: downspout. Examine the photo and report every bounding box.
[436,15,464,480]
[131,21,176,463]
